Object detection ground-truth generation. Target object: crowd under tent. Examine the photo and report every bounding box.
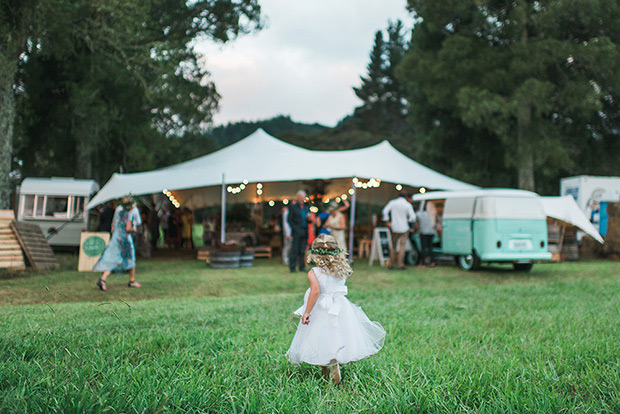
[86,128,477,252]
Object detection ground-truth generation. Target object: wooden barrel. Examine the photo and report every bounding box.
[240,250,255,267]
[211,250,241,268]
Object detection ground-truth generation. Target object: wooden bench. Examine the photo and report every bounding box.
[197,248,211,263]
[250,246,272,259]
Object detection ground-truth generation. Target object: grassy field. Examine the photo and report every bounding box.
[1,255,620,413]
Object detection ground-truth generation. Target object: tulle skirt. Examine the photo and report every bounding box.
[287,290,385,366]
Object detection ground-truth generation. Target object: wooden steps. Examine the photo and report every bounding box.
[11,222,59,270]
[0,210,26,270]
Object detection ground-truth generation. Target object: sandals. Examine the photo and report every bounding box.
[97,279,107,291]
[127,281,142,288]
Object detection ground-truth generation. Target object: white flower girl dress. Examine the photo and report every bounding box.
[287,266,386,366]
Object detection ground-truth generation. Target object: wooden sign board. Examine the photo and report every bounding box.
[0,210,26,270]
[368,227,392,267]
[78,232,110,272]
[11,222,59,270]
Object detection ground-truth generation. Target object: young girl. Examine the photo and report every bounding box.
[287,234,385,385]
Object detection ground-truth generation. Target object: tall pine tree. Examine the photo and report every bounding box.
[399,0,620,192]
[353,31,387,133]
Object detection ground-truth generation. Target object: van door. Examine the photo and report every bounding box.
[441,197,475,255]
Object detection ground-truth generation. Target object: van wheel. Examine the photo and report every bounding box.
[513,262,533,272]
[457,253,480,271]
[407,248,420,265]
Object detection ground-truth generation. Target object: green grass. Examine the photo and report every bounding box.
[1,256,620,413]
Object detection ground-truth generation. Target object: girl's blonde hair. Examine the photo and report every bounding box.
[306,234,352,279]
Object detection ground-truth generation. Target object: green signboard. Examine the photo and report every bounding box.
[82,236,107,257]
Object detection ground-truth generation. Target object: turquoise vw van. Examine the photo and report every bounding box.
[412,190,552,271]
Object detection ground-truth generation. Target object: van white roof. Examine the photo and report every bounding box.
[413,188,540,201]
[20,177,100,197]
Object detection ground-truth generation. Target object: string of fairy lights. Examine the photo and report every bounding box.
[163,179,427,209]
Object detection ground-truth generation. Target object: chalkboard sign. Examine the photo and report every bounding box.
[368,227,392,267]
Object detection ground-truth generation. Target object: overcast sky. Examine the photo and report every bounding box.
[195,0,412,127]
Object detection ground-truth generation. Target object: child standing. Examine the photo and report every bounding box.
[287,234,385,385]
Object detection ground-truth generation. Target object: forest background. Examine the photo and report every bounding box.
[2,0,619,209]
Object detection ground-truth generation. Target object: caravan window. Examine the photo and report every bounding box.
[23,195,71,219]
[22,195,36,217]
[45,197,69,218]
[72,196,85,216]
[23,195,46,217]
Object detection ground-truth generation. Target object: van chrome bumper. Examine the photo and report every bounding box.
[478,252,552,262]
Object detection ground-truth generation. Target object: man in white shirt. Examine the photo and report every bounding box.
[382,192,416,270]
[281,206,292,265]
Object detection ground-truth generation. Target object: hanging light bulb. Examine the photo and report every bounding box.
[396,184,403,191]
[283,199,289,205]
[420,187,427,194]
[268,200,275,207]
[348,189,354,195]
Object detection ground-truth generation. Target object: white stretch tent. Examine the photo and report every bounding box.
[87,129,476,209]
[541,196,604,243]
[86,128,477,251]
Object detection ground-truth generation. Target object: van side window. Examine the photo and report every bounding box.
[444,197,475,219]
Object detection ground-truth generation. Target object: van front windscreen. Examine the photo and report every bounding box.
[474,197,545,220]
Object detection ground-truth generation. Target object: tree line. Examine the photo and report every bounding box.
[0,0,261,208]
[2,0,619,210]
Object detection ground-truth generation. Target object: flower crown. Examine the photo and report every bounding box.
[308,247,343,256]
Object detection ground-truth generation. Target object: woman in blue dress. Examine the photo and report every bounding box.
[94,197,141,291]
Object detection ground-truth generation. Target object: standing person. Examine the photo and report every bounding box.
[94,196,141,291]
[135,206,151,258]
[307,211,317,246]
[416,208,436,267]
[98,201,116,233]
[326,202,347,250]
[281,206,292,265]
[287,234,386,385]
[316,208,331,236]
[287,190,310,273]
[148,209,160,251]
[181,208,194,249]
[168,209,181,249]
[158,208,170,247]
[382,192,416,270]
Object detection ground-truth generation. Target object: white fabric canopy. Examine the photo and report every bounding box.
[87,128,477,210]
[541,196,604,244]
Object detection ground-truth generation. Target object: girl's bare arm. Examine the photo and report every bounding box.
[302,269,320,324]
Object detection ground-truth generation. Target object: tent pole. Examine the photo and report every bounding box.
[348,177,357,263]
[221,173,226,243]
